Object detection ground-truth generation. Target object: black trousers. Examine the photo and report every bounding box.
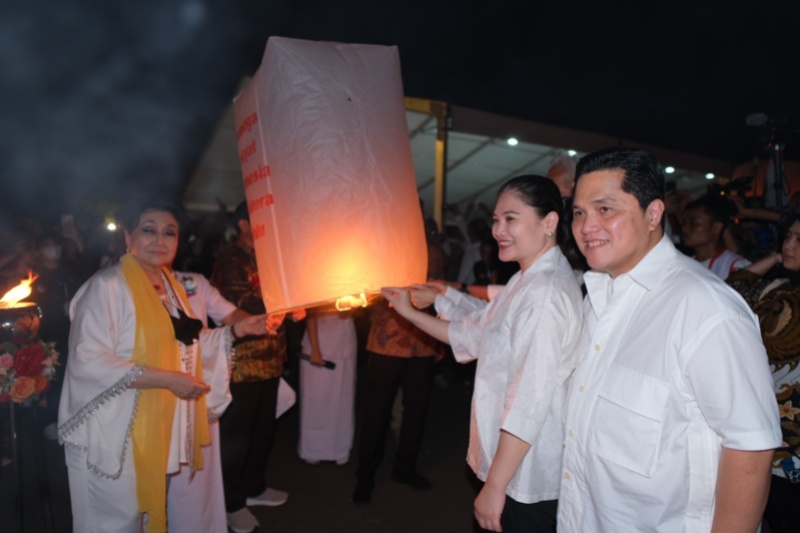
[764,473,800,533]
[219,377,280,512]
[500,497,557,533]
[355,352,434,484]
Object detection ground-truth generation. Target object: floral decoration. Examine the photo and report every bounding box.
[0,340,59,406]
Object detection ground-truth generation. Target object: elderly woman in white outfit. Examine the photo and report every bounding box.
[382,176,583,533]
[58,199,267,533]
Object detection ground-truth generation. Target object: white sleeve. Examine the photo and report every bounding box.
[196,275,237,324]
[434,285,488,321]
[58,270,141,476]
[683,312,781,450]
[198,326,233,420]
[448,286,493,364]
[64,272,138,407]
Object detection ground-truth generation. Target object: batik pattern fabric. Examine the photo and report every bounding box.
[729,270,800,476]
[210,242,286,383]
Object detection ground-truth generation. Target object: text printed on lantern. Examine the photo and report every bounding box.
[240,140,256,165]
[252,223,266,240]
[236,113,258,141]
[243,164,271,188]
[249,194,274,213]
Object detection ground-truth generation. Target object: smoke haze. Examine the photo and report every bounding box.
[0,0,252,217]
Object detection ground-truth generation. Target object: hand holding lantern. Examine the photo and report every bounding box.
[380,287,415,318]
[409,282,448,310]
[266,313,286,335]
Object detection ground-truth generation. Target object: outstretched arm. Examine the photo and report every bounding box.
[381,287,451,345]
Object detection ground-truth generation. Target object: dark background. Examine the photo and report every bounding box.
[2,0,799,215]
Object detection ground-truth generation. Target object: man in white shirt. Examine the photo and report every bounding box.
[561,147,781,532]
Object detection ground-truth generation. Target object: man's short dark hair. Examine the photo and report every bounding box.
[233,200,249,222]
[575,147,665,210]
[684,195,737,226]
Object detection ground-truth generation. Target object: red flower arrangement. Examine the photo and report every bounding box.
[0,340,59,406]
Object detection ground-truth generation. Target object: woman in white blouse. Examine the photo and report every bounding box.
[382,176,583,532]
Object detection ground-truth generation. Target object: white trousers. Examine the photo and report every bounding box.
[66,441,142,533]
[167,422,227,532]
[66,423,226,533]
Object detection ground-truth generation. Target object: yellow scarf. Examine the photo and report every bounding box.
[121,254,210,533]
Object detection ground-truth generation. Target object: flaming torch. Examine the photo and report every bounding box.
[0,271,58,533]
[0,272,42,343]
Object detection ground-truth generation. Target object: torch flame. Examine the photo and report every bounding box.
[0,272,38,309]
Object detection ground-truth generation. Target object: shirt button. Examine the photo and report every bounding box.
[564,471,572,480]
[568,429,575,437]
[579,385,586,393]
[594,344,601,351]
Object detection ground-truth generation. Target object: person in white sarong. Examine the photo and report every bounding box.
[298,309,357,465]
[58,200,267,533]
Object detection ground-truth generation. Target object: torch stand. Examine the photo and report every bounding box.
[8,401,21,533]
[6,401,55,533]
[1,303,55,533]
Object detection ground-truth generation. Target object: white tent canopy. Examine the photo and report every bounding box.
[183,93,727,219]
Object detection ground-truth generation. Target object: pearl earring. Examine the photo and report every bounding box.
[546,231,554,238]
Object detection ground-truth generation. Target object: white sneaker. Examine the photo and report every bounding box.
[226,508,259,533]
[246,487,288,507]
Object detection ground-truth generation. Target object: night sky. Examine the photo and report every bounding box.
[2,0,799,216]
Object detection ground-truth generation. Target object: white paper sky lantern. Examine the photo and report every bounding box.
[233,36,428,314]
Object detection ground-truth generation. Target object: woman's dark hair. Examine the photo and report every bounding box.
[120,198,183,233]
[497,175,566,243]
[779,208,800,236]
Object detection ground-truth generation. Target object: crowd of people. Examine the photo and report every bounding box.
[0,146,797,532]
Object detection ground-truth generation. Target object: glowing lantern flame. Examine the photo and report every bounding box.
[0,272,38,309]
[334,293,368,312]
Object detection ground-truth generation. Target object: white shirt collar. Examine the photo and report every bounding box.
[584,235,674,312]
[521,245,563,277]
